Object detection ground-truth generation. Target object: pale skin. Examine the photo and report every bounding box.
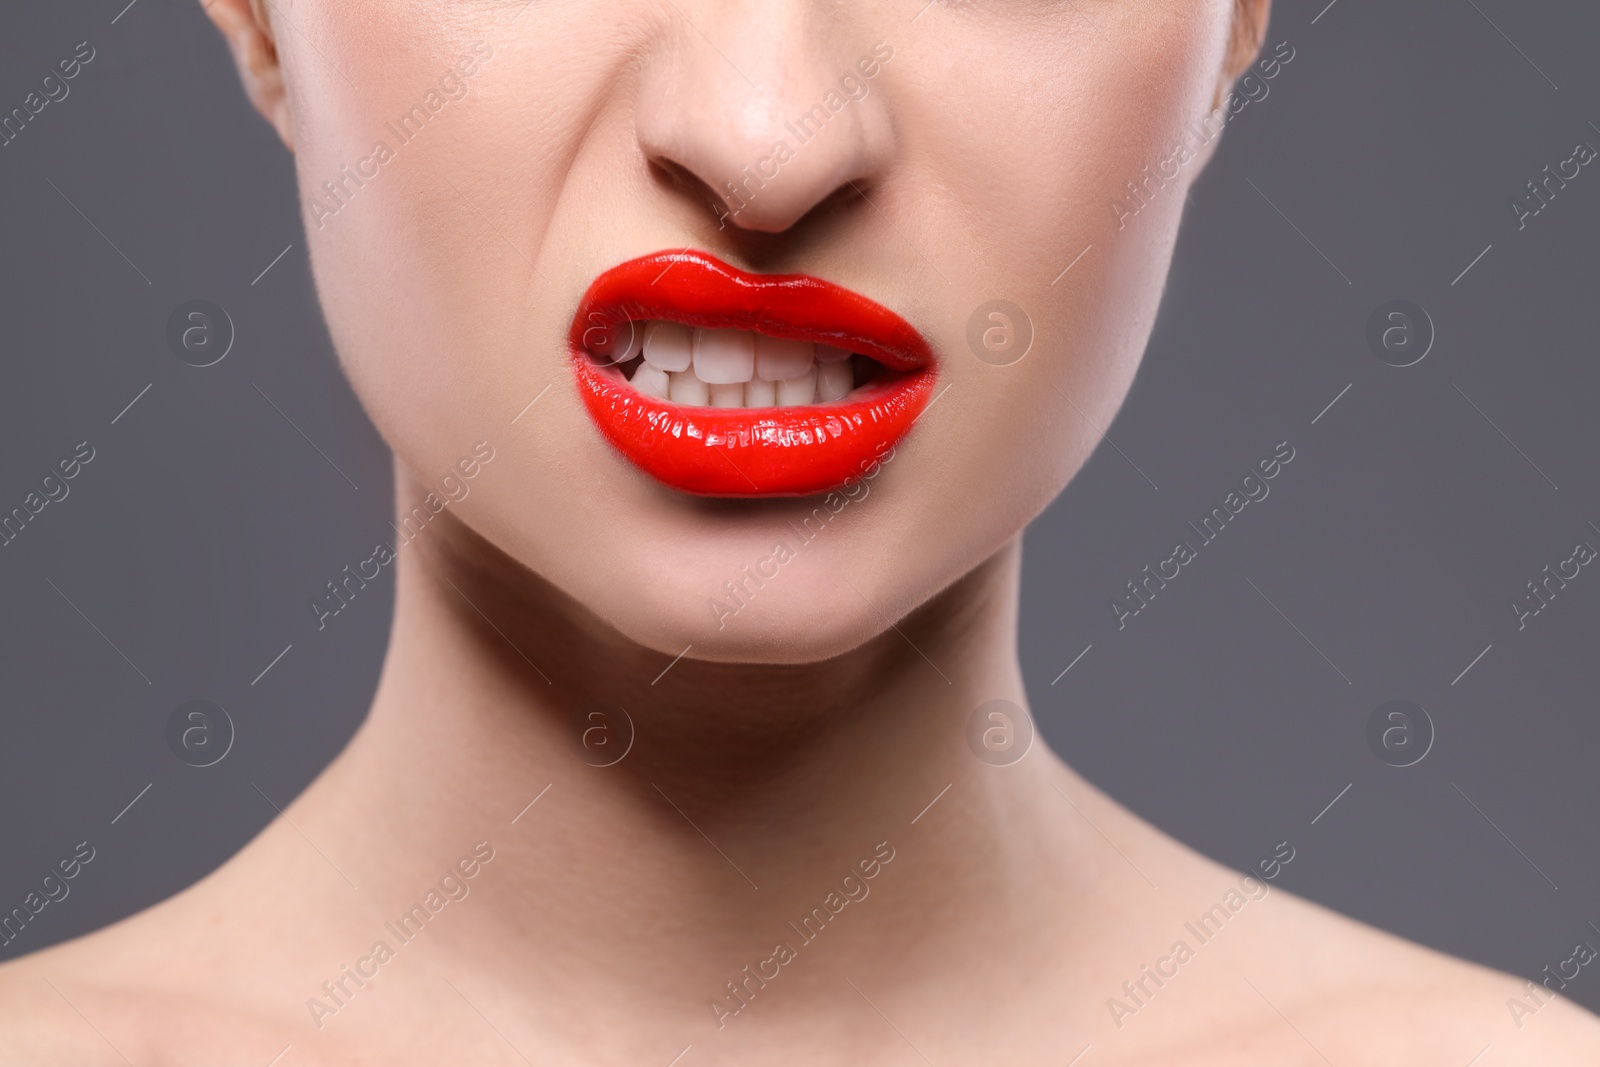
[4,0,1599,1062]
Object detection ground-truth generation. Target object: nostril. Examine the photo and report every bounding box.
[648,157,735,224]
[649,154,865,234]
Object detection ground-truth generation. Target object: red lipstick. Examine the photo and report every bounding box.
[569,250,936,497]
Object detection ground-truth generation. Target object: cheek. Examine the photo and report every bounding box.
[899,4,1229,253]
[893,4,1231,497]
[284,7,602,481]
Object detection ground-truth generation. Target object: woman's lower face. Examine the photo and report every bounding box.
[275,0,1244,662]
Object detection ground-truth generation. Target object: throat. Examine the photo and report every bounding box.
[292,483,1051,1048]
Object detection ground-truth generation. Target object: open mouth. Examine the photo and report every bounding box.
[569,250,937,497]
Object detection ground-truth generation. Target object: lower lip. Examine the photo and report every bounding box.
[571,358,935,496]
[568,251,937,498]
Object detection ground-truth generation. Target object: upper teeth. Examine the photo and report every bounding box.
[601,321,861,408]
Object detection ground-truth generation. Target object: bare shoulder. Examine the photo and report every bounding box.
[1240,886,1600,1064]
[1084,876,1600,1065]
[1052,770,1600,1063]
[0,951,123,1066]
[0,838,337,1067]
[0,939,334,1067]
[0,935,268,1067]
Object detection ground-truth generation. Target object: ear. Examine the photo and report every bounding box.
[1222,0,1273,90]
[201,0,293,149]
[1188,0,1272,173]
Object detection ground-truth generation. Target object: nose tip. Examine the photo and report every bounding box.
[634,22,894,234]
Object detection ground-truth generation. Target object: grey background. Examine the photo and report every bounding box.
[2,0,1597,1013]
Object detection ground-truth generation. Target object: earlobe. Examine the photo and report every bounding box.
[201,0,293,149]
[1218,0,1273,104]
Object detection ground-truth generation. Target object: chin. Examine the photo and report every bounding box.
[595,567,904,665]
[466,469,950,665]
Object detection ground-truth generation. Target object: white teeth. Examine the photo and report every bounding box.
[755,335,814,381]
[643,321,692,372]
[709,382,744,407]
[692,328,755,384]
[776,367,817,406]
[817,359,852,402]
[631,362,670,400]
[610,322,644,365]
[601,320,875,408]
[744,377,777,408]
[668,370,709,406]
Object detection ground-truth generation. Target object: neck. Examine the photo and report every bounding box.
[295,465,1087,1046]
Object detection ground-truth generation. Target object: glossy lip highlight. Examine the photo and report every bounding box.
[569,249,936,497]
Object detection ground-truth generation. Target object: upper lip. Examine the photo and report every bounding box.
[568,248,934,371]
